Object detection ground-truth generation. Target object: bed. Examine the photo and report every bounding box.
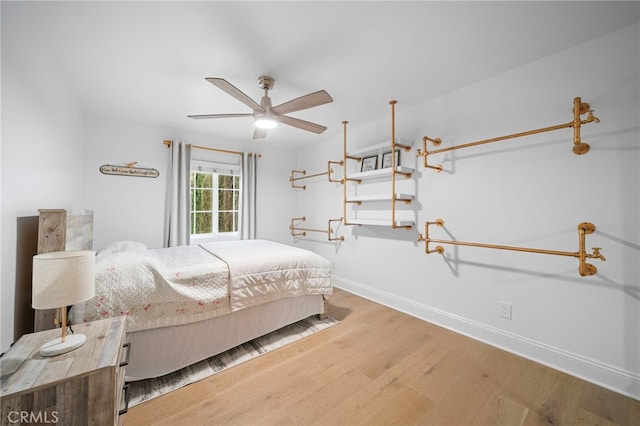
[68,239,333,381]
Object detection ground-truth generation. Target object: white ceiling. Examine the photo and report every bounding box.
[3,1,639,147]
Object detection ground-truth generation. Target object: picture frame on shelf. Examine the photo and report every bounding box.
[382,149,400,169]
[361,155,378,172]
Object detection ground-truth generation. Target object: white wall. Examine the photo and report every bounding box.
[292,23,640,398]
[1,58,86,352]
[82,115,296,250]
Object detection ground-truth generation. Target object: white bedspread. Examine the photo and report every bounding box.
[70,242,230,332]
[199,239,333,311]
[69,240,332,332]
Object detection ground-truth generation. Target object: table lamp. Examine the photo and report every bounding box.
[32,250,96,356]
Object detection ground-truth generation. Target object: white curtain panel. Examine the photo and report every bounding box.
[164,141,191,247]
[240,153,257,240]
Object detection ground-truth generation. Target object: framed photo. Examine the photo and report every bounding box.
[382,150,400,169]
[361,155,378,172]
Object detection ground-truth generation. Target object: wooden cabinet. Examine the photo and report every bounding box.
[1,317,129,426]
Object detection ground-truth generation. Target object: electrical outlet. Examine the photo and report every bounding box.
[498,301,512,320]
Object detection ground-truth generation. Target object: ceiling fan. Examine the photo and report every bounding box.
[188,75,333,139]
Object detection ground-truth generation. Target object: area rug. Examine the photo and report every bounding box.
[127,315,338,407]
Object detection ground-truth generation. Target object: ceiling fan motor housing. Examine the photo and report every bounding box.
[258,75,275,91]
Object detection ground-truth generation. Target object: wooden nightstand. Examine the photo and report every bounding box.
[1,317,129,425]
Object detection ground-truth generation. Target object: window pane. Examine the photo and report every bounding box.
[219,174,234,189]
[203,189,213,210]
[219,189,234,210]
[195,172,213,188]
[194,212,212,234]
[218,212,236,232]
[233,191,239,210]
[195,189,213,210]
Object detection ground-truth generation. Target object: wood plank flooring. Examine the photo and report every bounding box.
[126,288,640,425]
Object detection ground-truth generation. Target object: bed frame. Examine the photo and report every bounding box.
[37,209,329,380]
[125,293,324,380]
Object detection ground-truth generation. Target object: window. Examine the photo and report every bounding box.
[190,166,240,236]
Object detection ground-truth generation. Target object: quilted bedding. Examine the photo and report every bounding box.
[200,239,333,311]
[69,240,332,332]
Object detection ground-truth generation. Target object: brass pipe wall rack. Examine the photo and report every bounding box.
[341,102,414,230]
[290,160,343,189]
[418,219,606,277]
[416,97,600,172]
[290,217,344,241]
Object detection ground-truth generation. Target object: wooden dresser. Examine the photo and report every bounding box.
[1,317,129,425]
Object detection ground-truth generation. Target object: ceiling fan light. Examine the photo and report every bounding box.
[255,117,278,129]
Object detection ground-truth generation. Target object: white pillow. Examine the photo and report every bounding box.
[97,241,148,257]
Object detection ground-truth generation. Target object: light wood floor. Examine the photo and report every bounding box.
[126,288,639,425]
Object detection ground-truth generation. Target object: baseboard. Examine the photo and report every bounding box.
[333,275,640,401]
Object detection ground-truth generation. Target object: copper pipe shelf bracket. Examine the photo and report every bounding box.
[290,217,344,241]
[342,121,362,226]
[416,97,600,172]
[289,160,343,189]
[418,219,606,277]
[390,100,413,230]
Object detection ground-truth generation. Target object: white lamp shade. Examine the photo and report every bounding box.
[32,250,96,309]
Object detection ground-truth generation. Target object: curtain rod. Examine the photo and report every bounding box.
[163,140,261,157]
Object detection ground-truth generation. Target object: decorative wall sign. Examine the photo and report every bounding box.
[100,163,159,178]
[360,155,378,172]
[382,149,400,168]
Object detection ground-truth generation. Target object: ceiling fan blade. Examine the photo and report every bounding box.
[206,78,265,112]
[271,90,333,115]
[253,127,268,140]
[278,115,327,134]
[188,113,254,120]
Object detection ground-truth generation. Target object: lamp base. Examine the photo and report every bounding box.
[39,333,87,357]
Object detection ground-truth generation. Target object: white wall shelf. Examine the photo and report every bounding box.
[347,138,414,158]
[348,219,415,227]
[346,193,414,203]
[341,101,415,230]
[347,165,414,181]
